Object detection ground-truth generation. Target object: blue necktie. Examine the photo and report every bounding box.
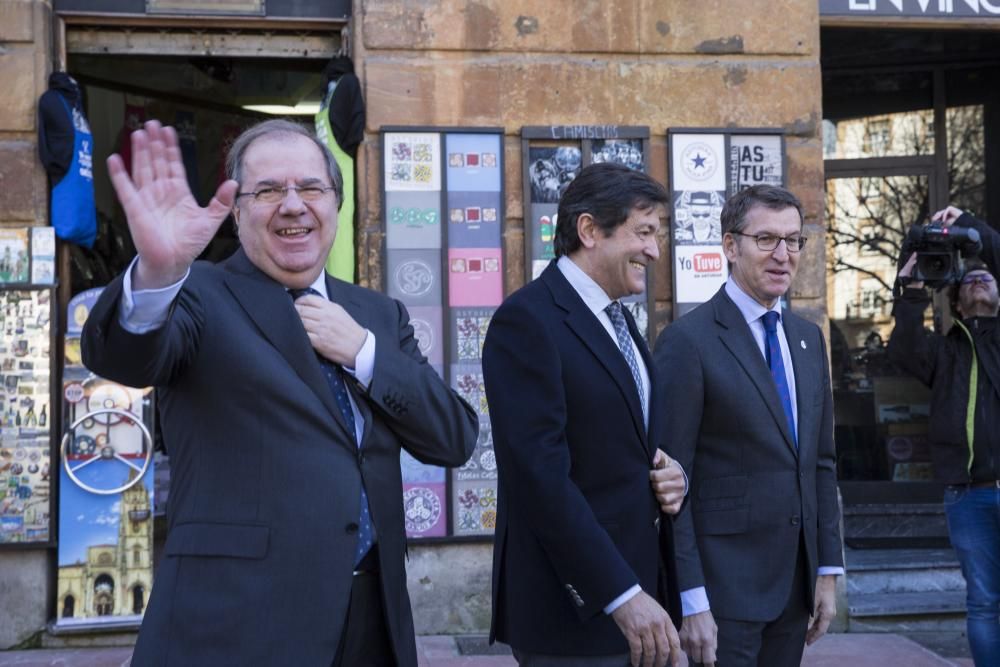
[605,301,647,423]
[290,288,373,565]
[761,311,797,447]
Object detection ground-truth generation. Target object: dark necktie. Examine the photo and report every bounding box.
[605,301,647,423]
[290,288,373,565]
[761,310,797,447]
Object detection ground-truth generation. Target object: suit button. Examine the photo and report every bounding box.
[790,516,801,526]
[345,522,359,534]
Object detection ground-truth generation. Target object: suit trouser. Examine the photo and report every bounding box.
[333,546,396,667]
[702,537,810,667]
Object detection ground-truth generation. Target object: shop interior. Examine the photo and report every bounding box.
[821,26,999,501]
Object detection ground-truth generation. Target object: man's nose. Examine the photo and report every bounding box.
[771,238,790,260]
[645,236,660,261]
[279,188,307,212]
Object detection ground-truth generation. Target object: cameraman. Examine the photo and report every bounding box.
[888,206,1000,666]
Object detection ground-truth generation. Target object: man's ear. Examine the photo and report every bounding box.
[576,213,597,249]
[723,232,738,263]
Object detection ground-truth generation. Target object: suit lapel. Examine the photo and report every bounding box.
[541,263,648,452]
[784,314,816,458]
[712,289,797,454]
[221,250,353,443]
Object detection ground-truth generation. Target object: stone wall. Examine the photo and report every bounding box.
[0,0,54,649]
[353,0,827,333]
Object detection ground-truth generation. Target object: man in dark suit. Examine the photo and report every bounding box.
[483,162,687,667]
[653,185,843,666]
[81,119,477,666]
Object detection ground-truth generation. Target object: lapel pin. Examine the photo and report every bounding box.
[800,340,807,349]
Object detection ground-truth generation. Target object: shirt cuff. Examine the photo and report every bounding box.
[604,584,641,615]
[818,566,844,577]
[681,587,710,616]
[680,463,690,497]
[343,331,375,389]
[119,257,189,334]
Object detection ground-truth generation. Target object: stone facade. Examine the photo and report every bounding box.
[0,0,54,648]
[353,0,827,334]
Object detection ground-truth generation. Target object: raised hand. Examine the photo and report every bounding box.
[107,120,238,289]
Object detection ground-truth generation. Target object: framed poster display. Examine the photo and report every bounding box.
[0,287,56,547]
[521,126,655,341]
[668,129,786,318]
[381,126,504,540]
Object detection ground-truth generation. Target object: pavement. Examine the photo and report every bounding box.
[0,633,976,666]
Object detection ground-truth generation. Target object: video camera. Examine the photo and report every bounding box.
[902,222,982,288]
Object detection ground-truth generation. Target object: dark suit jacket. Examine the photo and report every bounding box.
[653,287,843,623]
[81,249,477,666]
[483,262,681,656]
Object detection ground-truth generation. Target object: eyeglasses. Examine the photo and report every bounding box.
[961,273,995,286]
[730,231,807,253]
[236,185,335,205]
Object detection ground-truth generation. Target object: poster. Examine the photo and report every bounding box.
[528,146,581,203]
[386,249,442,307]
[57,288,156,625]
[385,191,442,250]
[30,228,55,285]
[384,132,441,192]
[729,134,784,196]
[0,289,52,545]
[591,139,644,171]
[0,229,30,284]
[673,190,725,246]
[448,248,503,307]
[445,133,502,192]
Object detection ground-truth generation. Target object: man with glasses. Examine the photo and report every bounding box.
[889,206,1000,667]
[653,185,843,666]
[81,119,477,666]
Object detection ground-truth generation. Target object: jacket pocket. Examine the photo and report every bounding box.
[693,506,749,535]
[165,522,270,559]
[698,475,748,500]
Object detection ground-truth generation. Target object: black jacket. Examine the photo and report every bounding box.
[888,213,1000,484]
[37,72,83,184]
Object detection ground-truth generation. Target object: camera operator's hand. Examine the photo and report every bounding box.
[898,252,923,289]
[931,206,964,227]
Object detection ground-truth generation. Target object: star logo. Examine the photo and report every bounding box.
[679,142,718,183]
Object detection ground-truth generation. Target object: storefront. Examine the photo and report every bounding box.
[2,0,1000,649]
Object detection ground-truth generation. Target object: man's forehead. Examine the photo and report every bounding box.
[742,205,801,232]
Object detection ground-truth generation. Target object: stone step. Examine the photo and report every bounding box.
[847,591,967,633]
[845,548,965,595]
[843,504,949,548]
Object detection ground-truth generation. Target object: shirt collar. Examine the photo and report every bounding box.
[725,278,782,326]
[285,272,329,299]
[557,255,615,318]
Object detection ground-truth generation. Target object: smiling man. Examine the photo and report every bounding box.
[484,162,687,667]
[81,119,477,666]
[653,185,843,667]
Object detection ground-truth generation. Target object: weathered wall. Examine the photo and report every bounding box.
[355,0,828,634]
[354,0,827,331]
[0,0,54,649]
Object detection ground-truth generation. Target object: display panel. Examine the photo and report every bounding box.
[382,127,504,539]
[668,129,786,318]
[0,288,54,546]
